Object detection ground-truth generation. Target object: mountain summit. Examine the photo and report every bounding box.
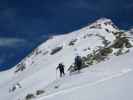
[89,18,119,32]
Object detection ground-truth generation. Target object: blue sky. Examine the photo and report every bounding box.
[0,0,133,71]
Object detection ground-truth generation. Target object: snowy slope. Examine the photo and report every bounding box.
[36,51,133,100]
[0,18,133,100]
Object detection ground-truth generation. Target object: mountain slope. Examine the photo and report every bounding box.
[36,50,133,100]
[0,18,133,100]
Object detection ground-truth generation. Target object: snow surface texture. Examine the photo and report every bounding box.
[0,18,133,100]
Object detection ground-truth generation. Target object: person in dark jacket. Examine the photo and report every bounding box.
[56,63,65,77]
[74,55,82,72]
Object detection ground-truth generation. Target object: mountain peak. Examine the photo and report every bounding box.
[94,17,112,24]
[89,18,119,31]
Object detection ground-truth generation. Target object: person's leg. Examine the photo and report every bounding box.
[62,69,65,75]
[77,65,81,73]
[60,72,63,77]
[62,71,65,77]
[60,71,62,77]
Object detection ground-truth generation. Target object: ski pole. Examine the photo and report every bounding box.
[56,69,58,80]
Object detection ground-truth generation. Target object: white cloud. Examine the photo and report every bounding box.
[0,37,32,66]
[0,37,28,47]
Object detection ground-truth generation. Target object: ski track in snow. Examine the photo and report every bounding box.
[36,68,132,100]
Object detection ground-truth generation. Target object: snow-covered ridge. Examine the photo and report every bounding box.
[0,18,133,100]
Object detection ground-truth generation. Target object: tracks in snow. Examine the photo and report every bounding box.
[36,68,132,100]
